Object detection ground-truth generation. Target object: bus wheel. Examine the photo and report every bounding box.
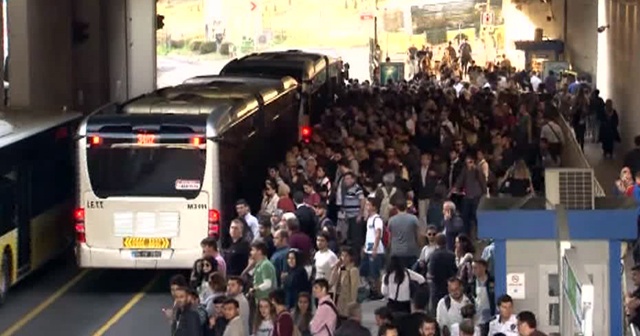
[0,253,9,305]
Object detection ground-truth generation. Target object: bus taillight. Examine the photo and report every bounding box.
[208,209,220,237]
[90,136,102,146]
[74,208,86,243]
[190,137,204,146]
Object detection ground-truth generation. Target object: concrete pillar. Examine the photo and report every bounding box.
[0,0,5,106]
[104,0,156,102]
[7,0,30,107]
[565,0,598,81]
[596,0,610,99]
[7,0,73,109]
[126,0,156,98]
[105,0,128,102]
[72,0,110,111]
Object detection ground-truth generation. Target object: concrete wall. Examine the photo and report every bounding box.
[502,0,597,80]
[505,240,609,335]
[5,0,135,112]
[600,0,640,151]
[7,0,74,109]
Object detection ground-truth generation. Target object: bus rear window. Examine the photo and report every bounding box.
[86,140,206,199]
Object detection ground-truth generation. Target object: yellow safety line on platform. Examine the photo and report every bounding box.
[91,273,161,336]
[0,269,91,336]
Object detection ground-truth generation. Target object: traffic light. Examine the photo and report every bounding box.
[301,126,312,143]
[156,15,165,30]
[72,21,89,46]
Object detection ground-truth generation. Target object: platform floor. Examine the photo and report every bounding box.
[582,141,636,335]
[583,141,622,195]
[583,142,635,294]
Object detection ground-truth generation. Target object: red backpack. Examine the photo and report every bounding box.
[381,206,400,248]
[373,213,391,248]
[382,223,391,248]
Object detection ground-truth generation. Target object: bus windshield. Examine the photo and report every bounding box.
[86,141,206,199]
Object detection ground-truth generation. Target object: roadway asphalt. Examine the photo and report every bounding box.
[0,250,173,336]
[0,251,384,335]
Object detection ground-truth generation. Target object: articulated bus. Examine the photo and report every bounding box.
[220,50,344,125]
[0,111,82,303]
[75,76,300,269]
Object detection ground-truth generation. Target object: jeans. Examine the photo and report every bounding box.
[360,253,385,280]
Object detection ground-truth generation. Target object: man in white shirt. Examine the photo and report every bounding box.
[226,276,251,333]
[235,199,259,241]
[314,232,338,280]
[362,195,385,299]
[530,71,542,92]
[540,117,565,145]
[436,277,473,335]
[488,294,519,336]
[540,116,565,158]
[415,225,438,274]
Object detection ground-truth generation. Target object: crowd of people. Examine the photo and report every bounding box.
[158,48,585,336]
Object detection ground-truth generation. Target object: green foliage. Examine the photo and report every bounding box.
[189,40,204,51]
[170,39,186,49]
[219,42,234,56]
[240,38,255,53]
[199,41,217,54]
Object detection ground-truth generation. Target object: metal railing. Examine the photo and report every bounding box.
[551,108,606,197]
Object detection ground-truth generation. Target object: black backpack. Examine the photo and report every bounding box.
[444,295,474,310]
[320,300,344,332]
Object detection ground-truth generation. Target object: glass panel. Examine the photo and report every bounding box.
[222,65,303,83]
[87,143,206,199]
[548,303,560,326]
[548,273,560,297]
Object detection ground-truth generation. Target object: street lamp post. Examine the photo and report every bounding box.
[374,0,378,47]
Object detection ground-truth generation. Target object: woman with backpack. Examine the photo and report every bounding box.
[381,256,426,314]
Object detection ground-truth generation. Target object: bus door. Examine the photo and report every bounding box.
[308,70,327,126]
[322,56,333,103]
[0,171,16,272]
[16,165,30,274]
[299,83,311,130]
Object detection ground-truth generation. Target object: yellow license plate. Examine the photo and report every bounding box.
[123,237,171,249]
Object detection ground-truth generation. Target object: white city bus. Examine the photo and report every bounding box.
[75,76,299,269]
[220,50,344,125]
[0,111,82,303]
